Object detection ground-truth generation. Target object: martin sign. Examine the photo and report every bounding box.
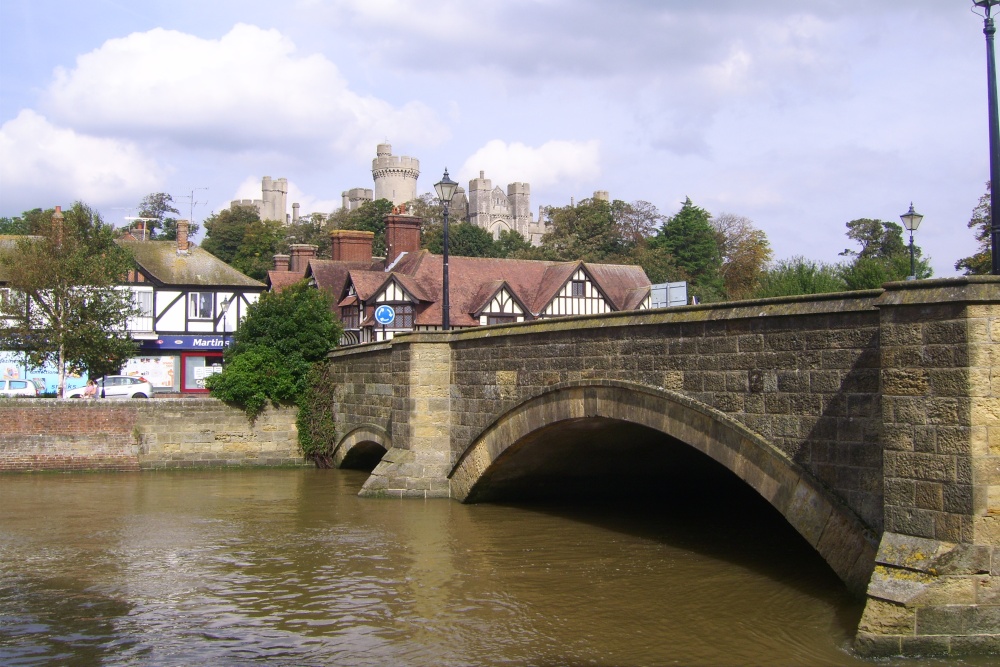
[140,335,231,351]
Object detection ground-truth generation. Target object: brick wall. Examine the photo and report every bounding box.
[0,399,306,471]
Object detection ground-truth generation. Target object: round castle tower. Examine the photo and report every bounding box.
[372,143,419,206]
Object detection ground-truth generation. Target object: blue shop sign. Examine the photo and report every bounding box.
[140,335,231,350]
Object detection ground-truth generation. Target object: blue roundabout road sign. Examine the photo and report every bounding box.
[374,304,396,326]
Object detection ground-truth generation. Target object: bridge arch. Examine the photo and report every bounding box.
[334,425,390,471]
[450,380,877,594]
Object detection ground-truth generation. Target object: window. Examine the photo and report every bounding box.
[189,292,213,319]
[391,304,414,328]
[571,280,586,297]
[486,315,516,326]
[340,306,359,329]
[130,289,154,332]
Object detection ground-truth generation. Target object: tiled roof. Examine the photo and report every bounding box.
[321,249,650,327]
[120,240,264,288]
[266,270,305,292]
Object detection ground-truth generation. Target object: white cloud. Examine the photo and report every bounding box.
[0,110,163,213]
[458,139,601,190]
[40,24,448,159]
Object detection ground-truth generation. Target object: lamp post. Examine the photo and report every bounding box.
[900,202,924,280]
[973,1,1000,274]
[434,169,459,331]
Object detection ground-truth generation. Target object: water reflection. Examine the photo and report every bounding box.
[0,470,982,666]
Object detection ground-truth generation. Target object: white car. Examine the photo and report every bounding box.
[66,375,154,399]
[0,378,39,397]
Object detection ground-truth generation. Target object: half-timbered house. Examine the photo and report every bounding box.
[297,215,651,345]
[119,221,266,393]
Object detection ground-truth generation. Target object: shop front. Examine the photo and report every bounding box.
[135,334,229,394]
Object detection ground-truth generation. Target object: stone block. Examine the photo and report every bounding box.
[899,635,952,656]
[857,598,916,635]
[916,605,973,635]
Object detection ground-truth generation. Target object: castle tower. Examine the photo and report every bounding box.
[371,143,419,206]
[260,176,288,222]
[507,182,531,235]
[341,188,374,211]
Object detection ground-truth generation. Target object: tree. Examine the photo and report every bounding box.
[136,192,189,239]
[653,198,725,301]
[206,280,341,419]
[711,213,773,300]
[201,204,262,264]
[493,229,534,258]
[327,199,394,257]
[955,182,992,275]
[612,199,664,247]
[0,209,47,235]
[838,217,930,288]
[284,213,331,258]
[231,219,286,280]
[0,203,139,397]
[422,221,495,257]
[752,257,846,298]
[540,198,624,261]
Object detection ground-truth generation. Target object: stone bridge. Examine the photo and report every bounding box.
[320,278,1000,657]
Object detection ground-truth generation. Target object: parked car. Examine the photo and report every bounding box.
[66,375,154,399]
[0,378,39,397]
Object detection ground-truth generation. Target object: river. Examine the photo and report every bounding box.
[0,469,981,666]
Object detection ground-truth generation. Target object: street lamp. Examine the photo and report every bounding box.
[434,169,459,331]
[973,1,1000,274]
[900,202,924,280]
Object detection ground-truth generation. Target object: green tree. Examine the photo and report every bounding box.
[202,204,262,264]
[136,192,192,239]
[328,199,394,257]
[955,182,992,275]
[752,256,846,298]
[627,240,683,285]
[838,217,930,288]
[653,198,724,302]
[540,198,624,261]
[0,203,139,397]
[206,280,341,419]
[284,213,331,258]
[493,229,533,258]
[231,219,286,280]
[422,221,495,257]
[711,213,772,300]
[0,209,47,235]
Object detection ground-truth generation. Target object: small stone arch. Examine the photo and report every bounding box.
[449,380,877,595]
[334,425,390,471]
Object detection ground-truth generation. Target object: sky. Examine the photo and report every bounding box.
[0,0,995,276]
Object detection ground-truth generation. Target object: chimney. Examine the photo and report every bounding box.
[176,219,190,253]
[273,254,290,272]
[330,230,374,263]
[292,203,300,224]
[385,214,422,264]
[288,244,317,273]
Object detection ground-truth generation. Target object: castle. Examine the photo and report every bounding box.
[230,143,612,246]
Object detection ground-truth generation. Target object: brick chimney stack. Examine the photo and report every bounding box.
[289,244,317,273]
[176,220,189,254]
[273,254,290,272]
[330,230,374,263]
[385,214,421,264]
